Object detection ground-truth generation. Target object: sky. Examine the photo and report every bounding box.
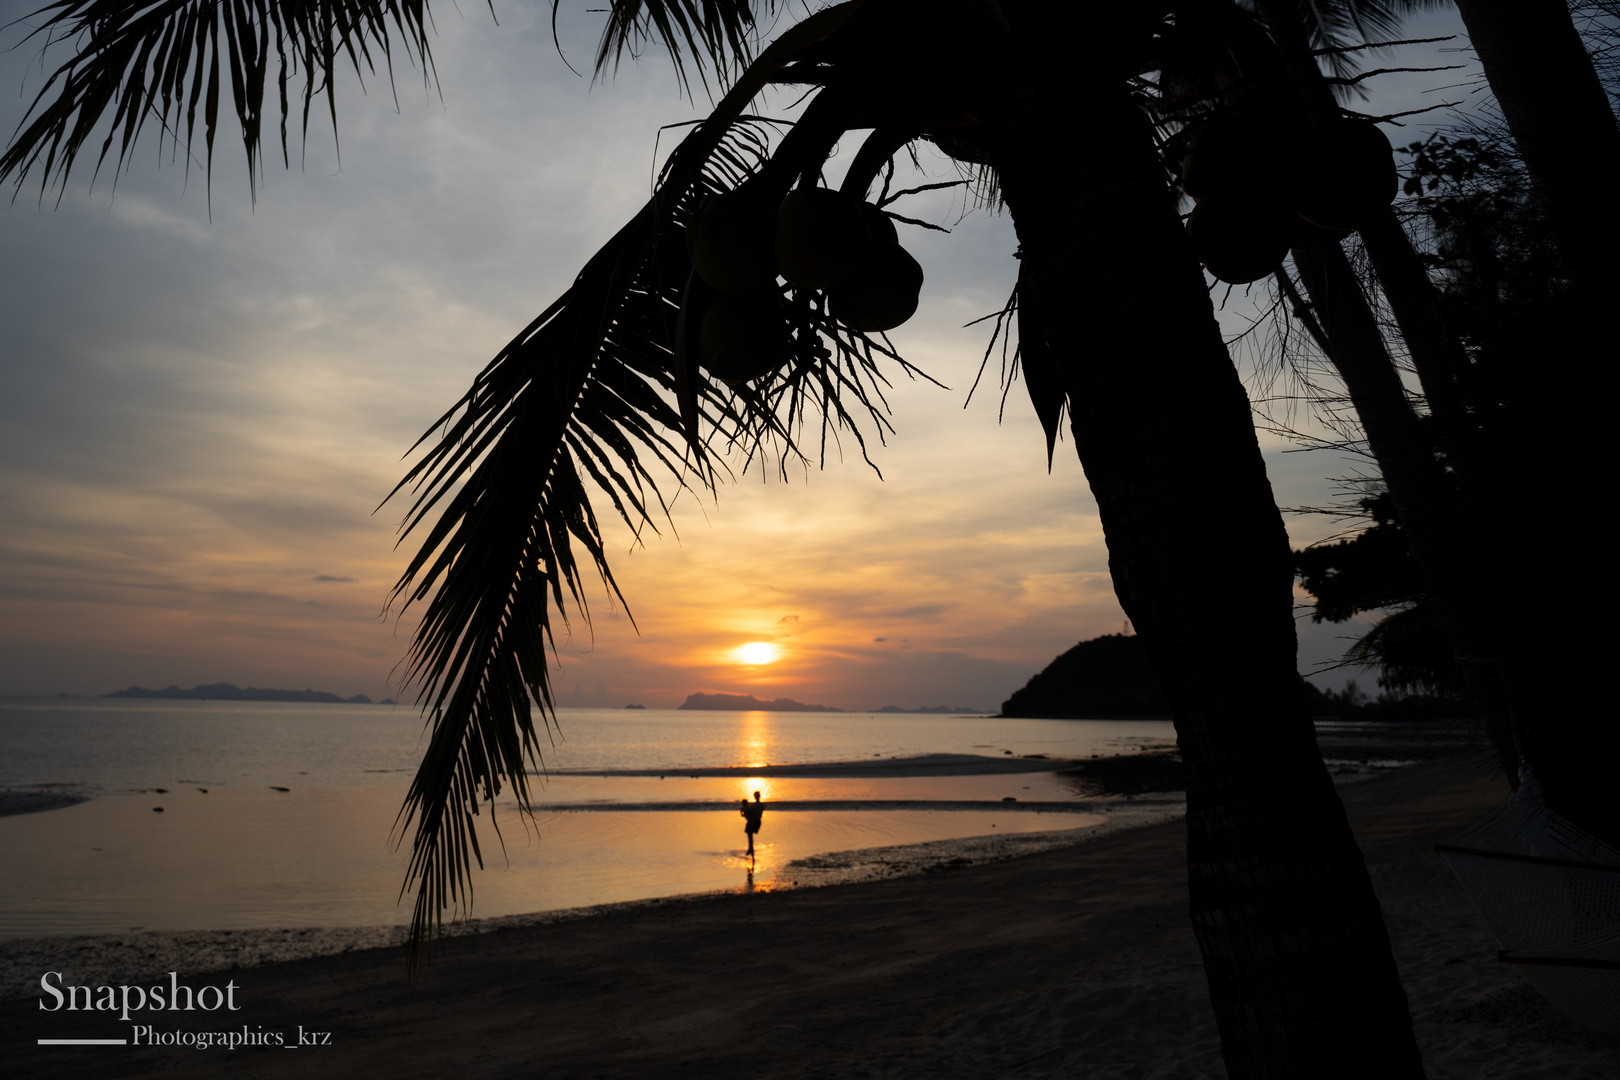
[0,4,1484,710]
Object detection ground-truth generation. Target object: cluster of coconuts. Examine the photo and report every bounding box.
[1182,114,1398,284]
[686,186,924,386]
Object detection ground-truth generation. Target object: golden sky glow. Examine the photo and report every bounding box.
[0,7,1471,705]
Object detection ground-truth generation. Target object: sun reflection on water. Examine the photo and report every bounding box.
[734,778,776,803]
[724,843,780,892]
[737,709,774,769]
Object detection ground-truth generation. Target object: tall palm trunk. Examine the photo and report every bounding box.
[964,83,1424,1078]
[1452,0,1620,304]
[1251,0,1489,483]
[1253,0,1523,778]
[1352,213,1486,489]
[1257,0,1619,843]
[1446,0,1620,844]
[1285,240,1519,773]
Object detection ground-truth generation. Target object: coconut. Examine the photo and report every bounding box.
[864,202,900,249]
[699,291,792,385]
[1187,197,1291,285]
[775,187,871,291]
[1180,111,1289,202]
[686,192,778,296]
[831,245,924,332]
[1290,120,1397,231]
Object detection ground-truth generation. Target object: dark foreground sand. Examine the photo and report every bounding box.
[8,759,1618,1078]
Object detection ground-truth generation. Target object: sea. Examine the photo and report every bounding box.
[0,697,1177,939]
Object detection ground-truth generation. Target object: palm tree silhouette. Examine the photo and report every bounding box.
[3,2,1444,1072]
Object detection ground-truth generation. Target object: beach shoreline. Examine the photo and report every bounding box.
[0,790,90,818]
[9,757,1617,1077]
[0,793,1184,1002]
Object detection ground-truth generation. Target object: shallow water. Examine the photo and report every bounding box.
[529,771,1088,806]
[0,700,1171,938]
[0,787,1103,937]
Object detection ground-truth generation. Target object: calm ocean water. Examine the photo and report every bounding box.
[0,698,1173,791]
[0,698,1175,938]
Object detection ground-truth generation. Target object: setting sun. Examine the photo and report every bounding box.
[732,642,783,665]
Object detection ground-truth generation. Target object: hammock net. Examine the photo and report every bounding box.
[1437,770,1620,1036]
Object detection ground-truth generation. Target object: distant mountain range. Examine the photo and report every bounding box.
[105,682,391,705]
[678,692,842,712]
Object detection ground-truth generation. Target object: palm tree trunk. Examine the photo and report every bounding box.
[1256,0,1620,843]
[966,84,1424,1078]
[1253,0,1523,778]
[1248,0,1485,486]
[1447,0,1620,845]
[1353,212,1486,488]
[1452,0,1620,302]
[1286,240,1520,771]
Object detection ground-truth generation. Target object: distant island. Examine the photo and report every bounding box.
[1001,634,1451,720]
[1000,634,1173,718]
[105,682,392,705]
[678,692,843,713]
[871,705,984,714]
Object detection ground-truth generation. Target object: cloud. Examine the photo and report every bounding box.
[0,6,1481,708]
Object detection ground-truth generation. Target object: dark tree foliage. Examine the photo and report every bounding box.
[999,633,1174,718]
[1295,494,1424,625]
[1294,493,1470,702]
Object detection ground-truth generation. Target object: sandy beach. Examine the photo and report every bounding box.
[7,755,1618,1077]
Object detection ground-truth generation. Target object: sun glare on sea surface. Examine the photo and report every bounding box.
[732,641,782,665]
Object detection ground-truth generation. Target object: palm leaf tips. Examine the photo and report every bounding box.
[0,0,781,197]
[2,0,442,199]
[582,0,773,97]
[384,0,954,968]
[5,0,934,967]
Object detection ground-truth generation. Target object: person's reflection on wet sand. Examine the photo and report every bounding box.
[740,791,765,861]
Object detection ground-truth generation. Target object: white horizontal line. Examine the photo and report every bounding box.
[38,1039,128,1045]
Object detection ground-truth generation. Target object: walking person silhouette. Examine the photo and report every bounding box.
[740,791,765,860]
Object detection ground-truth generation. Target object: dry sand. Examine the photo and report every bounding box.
[6,758,1618,1078]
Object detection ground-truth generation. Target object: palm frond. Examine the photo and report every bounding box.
[582,0,771,99]
[1,0,778,199]
[1244,0,1451,83]
[2,0,439,200]
[385,3,920,969]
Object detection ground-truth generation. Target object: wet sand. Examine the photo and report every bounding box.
[0,790,89,817]
[8,756,1617,1077]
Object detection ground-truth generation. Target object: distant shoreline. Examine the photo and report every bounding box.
[104,682,394,705]
[547,752,1069,779]
[675,692,983,714]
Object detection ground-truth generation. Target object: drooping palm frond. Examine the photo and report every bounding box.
[382,2,949,968]
[1,0,777,199]
[1240,0,1450,83]
[2,0,438,199]
[582,0,772,98]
